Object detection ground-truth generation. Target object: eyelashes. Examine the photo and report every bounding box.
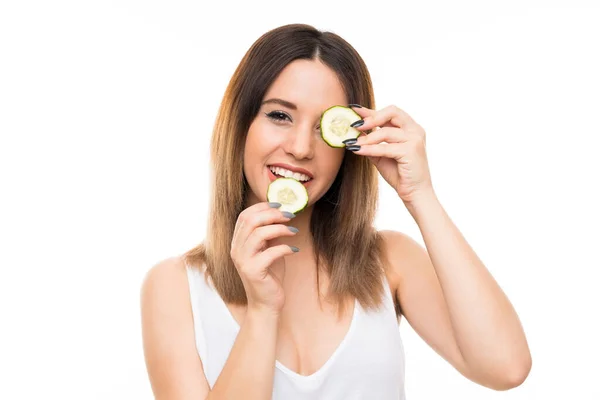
[265,111,291,123]
[264,111,320,131]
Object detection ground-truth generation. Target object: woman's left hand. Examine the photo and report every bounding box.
[346,105,434,204]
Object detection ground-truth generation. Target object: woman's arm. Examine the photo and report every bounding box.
[382,192,531,391]
[141,258,210,399]
[141,257,279,400]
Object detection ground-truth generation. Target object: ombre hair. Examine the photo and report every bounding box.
[184,23,396,315]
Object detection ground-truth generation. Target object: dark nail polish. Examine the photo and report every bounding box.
[348,103,363,108]
[350,119,364,128]
[342,138,357,145]
[288,226,299,233]
[346,145,361,152]
[290,246,300,252]
[269,202,282,208]
[282,211,296,219]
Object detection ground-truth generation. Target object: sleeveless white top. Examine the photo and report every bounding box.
[185,262,406,399]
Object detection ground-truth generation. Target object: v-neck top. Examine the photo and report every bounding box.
[185,261,406,399]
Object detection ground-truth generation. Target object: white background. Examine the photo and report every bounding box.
[1,0,599,399]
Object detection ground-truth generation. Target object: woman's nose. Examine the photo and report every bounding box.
[284,124,315,160]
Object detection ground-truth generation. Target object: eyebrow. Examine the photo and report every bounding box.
[261,98,297,110]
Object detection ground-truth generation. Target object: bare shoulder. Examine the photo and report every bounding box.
[140,256,193,330]
[378,230,431,295]
[142,257,187,292]
[141,255,189,299]
[378,229,428,265]
[140,255,210,399]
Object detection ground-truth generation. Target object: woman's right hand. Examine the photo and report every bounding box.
[230,201,299,314]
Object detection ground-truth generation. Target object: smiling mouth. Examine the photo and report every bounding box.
[267,166,313,185]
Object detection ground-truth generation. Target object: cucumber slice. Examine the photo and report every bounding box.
[320,105,362,148]
[267,177,309,214]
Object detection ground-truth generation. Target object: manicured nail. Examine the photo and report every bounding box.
[288,226,299,233]
[342,138,357,145]
[346,145,361,152]
[282,211,296,219]
[350,119,364,128]
[269,202,282,208]
[348,103,363,108]
[289,246,300,252]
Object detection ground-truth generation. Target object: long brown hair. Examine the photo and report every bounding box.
[184,23,393,314]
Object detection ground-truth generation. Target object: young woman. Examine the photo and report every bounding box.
[141,23,531,399]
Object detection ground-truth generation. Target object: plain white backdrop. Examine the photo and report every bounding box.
[1,0,599,398]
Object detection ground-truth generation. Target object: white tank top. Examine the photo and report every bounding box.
[185,262,406,399]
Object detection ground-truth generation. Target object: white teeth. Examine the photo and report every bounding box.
[269,166,311,182]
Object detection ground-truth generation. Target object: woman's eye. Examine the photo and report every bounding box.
[266,111,291,123]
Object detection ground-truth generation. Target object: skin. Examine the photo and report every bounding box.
[348,104,532,390]
[140,59,532,399]
[236,58,358,377]
[241,58,347,305]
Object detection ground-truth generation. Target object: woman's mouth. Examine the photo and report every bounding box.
[267,165,313,187]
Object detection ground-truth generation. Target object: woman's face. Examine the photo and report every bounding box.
[243,59,348,209]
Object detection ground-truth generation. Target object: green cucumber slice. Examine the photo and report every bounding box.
[267,177,309,214]
[320,105,362,148]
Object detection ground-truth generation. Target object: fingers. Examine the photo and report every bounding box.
[352,142,408,160]
[349,104,416,130]
[255,244,299,269]
[231,202,297,267]
[355,126,408,145]
[245,223,299,257]
[233,202,293,247]
[349,104,375,119]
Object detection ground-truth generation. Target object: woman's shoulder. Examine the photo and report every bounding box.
[378,229,427,266]
[142,255,189,291]
[140,255,197,317]
[377,229,428,291]
[140,255,211,397]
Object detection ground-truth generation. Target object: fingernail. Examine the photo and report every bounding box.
[282,211,296,218]
[350,119,364,128]
[269,202,282,208]
[288,226,299,233]
[348,103,362,108]
[342,138,357,145]
[289,246,300,252]
[346,145,361,152]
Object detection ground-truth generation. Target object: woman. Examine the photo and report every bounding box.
[141,23,531,399]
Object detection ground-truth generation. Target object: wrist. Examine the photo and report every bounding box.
[246,305,281,324]
[404,188,439,216]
